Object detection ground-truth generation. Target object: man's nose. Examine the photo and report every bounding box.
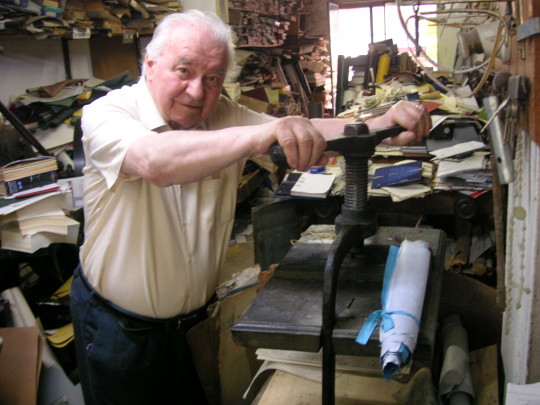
[186,78,205,100]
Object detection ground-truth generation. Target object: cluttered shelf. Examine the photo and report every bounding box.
[0,0,185,39]
[228,6,300,18]
[237,43,285,49]
[227,3,306,49]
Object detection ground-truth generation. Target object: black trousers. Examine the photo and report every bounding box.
[70,265,209,405]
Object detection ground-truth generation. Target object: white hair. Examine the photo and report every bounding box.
[141,9,236,77]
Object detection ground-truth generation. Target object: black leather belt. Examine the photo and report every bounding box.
[75,265,215,333]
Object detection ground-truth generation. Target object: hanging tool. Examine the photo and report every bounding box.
[505,75,530,158]
[482,72,530,185]
[271,122,404,405]
[414,2,421,57]
[517,16,540,42]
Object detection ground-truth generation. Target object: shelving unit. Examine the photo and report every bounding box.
[227,0,332,117]
[228,8,291,47]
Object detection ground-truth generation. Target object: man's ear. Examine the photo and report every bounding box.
[144,56,155,78]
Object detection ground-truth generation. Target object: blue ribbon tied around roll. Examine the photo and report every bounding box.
[355,244,420,345]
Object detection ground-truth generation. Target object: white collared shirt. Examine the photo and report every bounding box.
[79,78,273,317]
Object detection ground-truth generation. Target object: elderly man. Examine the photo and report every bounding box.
[70,9,431,405]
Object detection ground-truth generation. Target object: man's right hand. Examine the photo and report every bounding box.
[256,116,328,172]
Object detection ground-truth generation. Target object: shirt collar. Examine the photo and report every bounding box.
[136,77,169,131]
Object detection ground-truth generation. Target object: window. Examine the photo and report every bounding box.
[330,4,438,81]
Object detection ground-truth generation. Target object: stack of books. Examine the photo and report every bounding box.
[0,156,60,199]
[0,193,80,253]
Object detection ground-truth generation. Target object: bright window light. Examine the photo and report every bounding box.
[330,4,438,73]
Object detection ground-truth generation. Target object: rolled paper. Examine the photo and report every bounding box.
[356,239,431,380]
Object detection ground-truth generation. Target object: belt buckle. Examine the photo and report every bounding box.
[176,313,198,330]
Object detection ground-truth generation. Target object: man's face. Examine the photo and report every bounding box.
[145,25,228,129]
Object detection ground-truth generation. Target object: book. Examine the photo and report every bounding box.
[18,214,79,236]
[371,161,423,189]
[290,172,336,198]
[3,183,61,199]
[0,156,58,183]
[0,193,65,226]
[1,170,58,196]
[0,220,79,253]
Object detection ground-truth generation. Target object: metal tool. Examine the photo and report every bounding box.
[483,95,514,185]
[517,16,540,42]
[506,75,530,158]
[482,73,530,185]
[271,122,404,405]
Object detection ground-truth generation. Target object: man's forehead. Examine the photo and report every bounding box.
[172,54,227,73]
[168,42,228,70]
[165,32,227,68]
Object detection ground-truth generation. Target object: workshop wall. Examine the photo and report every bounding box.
[490,0,540,385]
[0,38,92,106]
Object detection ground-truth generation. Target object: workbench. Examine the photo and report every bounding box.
[232,225,446,379]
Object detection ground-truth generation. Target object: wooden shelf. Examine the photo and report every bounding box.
[236,43,284,48]
[228,6,296,19]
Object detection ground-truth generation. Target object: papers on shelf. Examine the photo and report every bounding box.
[368,160,434,201]
[430,141,488,161]
[436,155,488,178]
[380,183,433,202]
[433,155,491,191]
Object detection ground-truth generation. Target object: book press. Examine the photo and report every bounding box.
[231,122,447,405]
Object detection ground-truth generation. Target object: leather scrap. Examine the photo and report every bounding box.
[27,79,88,98]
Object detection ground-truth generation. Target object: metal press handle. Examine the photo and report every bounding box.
[269,123,405,169]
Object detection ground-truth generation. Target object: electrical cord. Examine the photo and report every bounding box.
[395,0,508,96]
[405,12,504,97]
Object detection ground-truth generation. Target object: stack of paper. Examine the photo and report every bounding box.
[368,160,434,202]
[0,193,79,253]
[433,155,491,192]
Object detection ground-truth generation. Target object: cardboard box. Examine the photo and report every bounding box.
[0,327,44,405]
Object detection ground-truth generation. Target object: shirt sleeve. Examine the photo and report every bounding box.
[207,96,278,169]
[81,85,160,191]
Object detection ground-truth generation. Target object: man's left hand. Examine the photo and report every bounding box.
[370,100,431,146]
